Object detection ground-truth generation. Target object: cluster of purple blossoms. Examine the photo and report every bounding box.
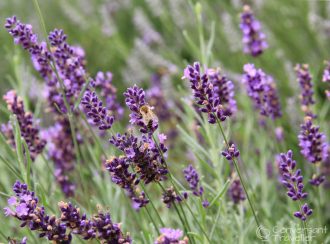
[222,143,240,161]
[81,90,114,131]
[110,133,168,185]
[93,71,124,119]
[2,90,46,160]
[155,228,188,244]
[298,117,328,164]
[42,120,76,197]
[105,156,149,209]
[207,68,237,117]
[4,181,131,243]
[278,150,312,221]
[239,5,268,57]
[322,60,330,99]
[161,186,184,208]
[5,17,87,114]
[146,73,172,121]
[183,62,236,123]
[295,64,315,115]
[183,164,209,207]
[228,178,246,204]
[124,85,159,134]
[242,64,282,120]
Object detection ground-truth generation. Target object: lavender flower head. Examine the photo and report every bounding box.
[3,90,46,160]
[242,64,282,120]
[322,60,330,99]
[155,228,188,244]
[228,178,246,204]
[4,181,131,243]
[94,71,124,119]
[240,5,268,57]
[298,116,328,164]
[207,68,237,117]
[124,85,158,134]
[222,143,240,161]
[295,64,314,114]
[279,150,312,221]
[183,164,204,196]
[81,89,114,131]
[183,62,234,123]
[162,186,183,208]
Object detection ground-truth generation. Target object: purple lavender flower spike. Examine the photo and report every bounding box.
[43,120,76,197]
[81,90,114,131]
[322,61,330,99]
[183,164,203,196]
[162,186,182,208]
[183,62,235,123]
[222,143,240,161]
[295,64,315,115]
[110,133,168,185]
[228,178,246,204]
[294,203,313,221]
[124,85,158,134]
[155,228,188,244]
[5,181,131,243]
[242,64,282,120]
[105,156,149,209]
[279,150,308,201]
[240,5,268,57]
[3,90,46,160]
[279,150,312,221]
[298,116,328,164]
[94,71,124,119]
[207,68,237,117]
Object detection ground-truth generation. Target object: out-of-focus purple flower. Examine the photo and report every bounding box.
[155,228,188,244]
[222,143,240,161]
[309,174,325,186]
[239,5,268,57]
[124,85,159,134]
[81,90,114,131]
[298,116,328,164]
[2,90,46,160]
[42,120,76,197]
[279,150,312,221]
[110,133,168,185]
[183,62,234,123]
[242,64,282,120]
[322,60,330,83]
[294,203,313,221]
[93,71,124,119]
[228,178,246,204]
[295,64,315,115]
[322,61,330,99]
[183,165,203,197]
[207,68,237,117]
[275,127,284,142]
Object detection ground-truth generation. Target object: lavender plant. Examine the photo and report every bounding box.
[1,1,329,243]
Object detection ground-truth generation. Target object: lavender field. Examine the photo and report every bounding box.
[0,0,329,243]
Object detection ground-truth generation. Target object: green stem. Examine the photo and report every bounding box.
[144,205,161,235]
[215,118,264,239]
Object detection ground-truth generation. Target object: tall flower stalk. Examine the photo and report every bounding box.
[184,62,264,238]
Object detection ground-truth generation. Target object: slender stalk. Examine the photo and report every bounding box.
[153,137,210,243]
[140,184,166,227]
[215,118,264,239]
[144,205,161,235]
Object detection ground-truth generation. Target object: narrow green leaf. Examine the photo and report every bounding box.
[74,77,92,110]
[22,139,33,188]
[0,155,23,181]
[209,179,230,207]
[10,115,25,180]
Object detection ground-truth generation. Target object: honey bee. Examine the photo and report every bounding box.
[139,105,158,130]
